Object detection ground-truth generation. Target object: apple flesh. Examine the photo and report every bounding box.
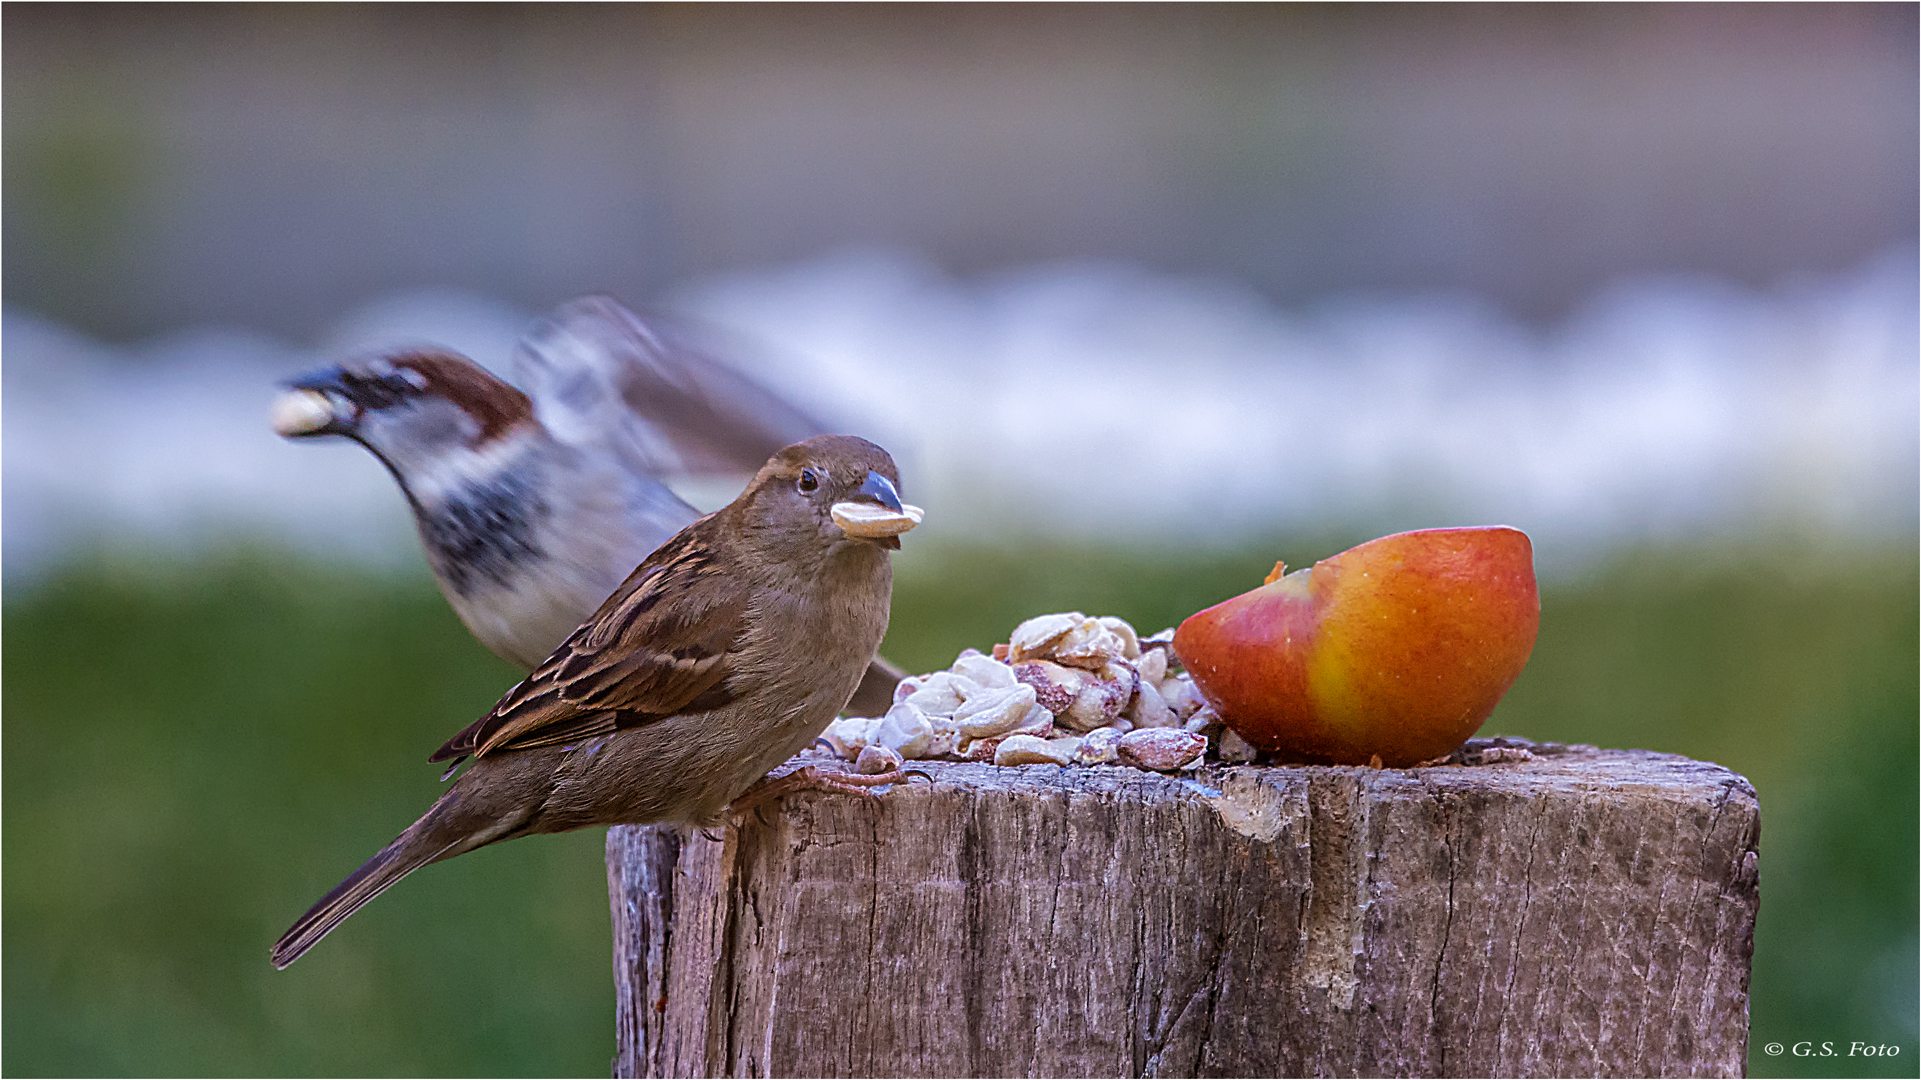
[1174,527,1539,767]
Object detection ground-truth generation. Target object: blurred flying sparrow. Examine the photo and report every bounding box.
[272,434,922,967]
[271,296,905,715]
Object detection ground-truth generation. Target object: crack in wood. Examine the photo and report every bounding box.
[1302,772,1363,1009]
[1420,775,1457,1076]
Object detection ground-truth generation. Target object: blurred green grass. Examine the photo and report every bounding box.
[4,539,1914,1075]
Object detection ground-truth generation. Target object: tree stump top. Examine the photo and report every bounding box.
[830,736,1752,816]
[610,739,1760,1078]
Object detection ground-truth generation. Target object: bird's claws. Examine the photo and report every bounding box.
[821,767,906,789]
[726,763,914,821]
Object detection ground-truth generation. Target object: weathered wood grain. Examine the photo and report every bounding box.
[608,740,1759,1078]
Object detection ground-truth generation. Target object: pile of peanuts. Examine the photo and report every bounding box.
[815,612,1260,775]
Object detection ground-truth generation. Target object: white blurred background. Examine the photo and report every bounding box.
[5,243,1916,580]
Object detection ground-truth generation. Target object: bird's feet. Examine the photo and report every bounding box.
[727,763,917,820]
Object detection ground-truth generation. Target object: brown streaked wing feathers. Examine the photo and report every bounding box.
[429,521,746,763]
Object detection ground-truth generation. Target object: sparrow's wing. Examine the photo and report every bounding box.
[429,521,748,762]
[512,295,825,479]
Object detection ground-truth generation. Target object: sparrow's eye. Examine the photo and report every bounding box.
[796,469,820,494]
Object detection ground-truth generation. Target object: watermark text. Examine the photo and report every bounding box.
[1760,1041,1903,1058]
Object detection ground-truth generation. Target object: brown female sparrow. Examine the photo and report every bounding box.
[271,434,922,968]
[270,296,904,715]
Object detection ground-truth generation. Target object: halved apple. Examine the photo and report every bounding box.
[1174,527,1539,766]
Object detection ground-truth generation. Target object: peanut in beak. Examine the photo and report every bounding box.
[270,389,337,436]
[830,500,924,539]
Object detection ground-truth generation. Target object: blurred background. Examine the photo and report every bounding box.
[4,4,1914,1075]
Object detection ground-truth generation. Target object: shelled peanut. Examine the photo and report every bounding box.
[815,612,1259,774]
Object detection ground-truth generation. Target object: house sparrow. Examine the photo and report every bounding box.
[271,435,922,968]
[271,296,905,715]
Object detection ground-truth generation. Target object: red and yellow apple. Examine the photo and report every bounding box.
[1174,527,1539,766]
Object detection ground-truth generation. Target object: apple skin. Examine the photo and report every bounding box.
[1174,527,1539,767]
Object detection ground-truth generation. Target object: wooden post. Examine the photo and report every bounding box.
[607,740,1759,1078]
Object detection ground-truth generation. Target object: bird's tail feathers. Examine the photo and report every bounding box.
[272,780,543,969]
[270,830,458,969]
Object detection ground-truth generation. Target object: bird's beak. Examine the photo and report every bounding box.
[830,470,923,548]
[270,368,359,438]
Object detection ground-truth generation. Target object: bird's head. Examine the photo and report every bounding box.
[738,435,923,553]
[271,350,538,495]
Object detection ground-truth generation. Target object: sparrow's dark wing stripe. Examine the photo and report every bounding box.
[476,709,625,752]
[428,517,747,763]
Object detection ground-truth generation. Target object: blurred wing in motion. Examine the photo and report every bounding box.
[513,295,827,480]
